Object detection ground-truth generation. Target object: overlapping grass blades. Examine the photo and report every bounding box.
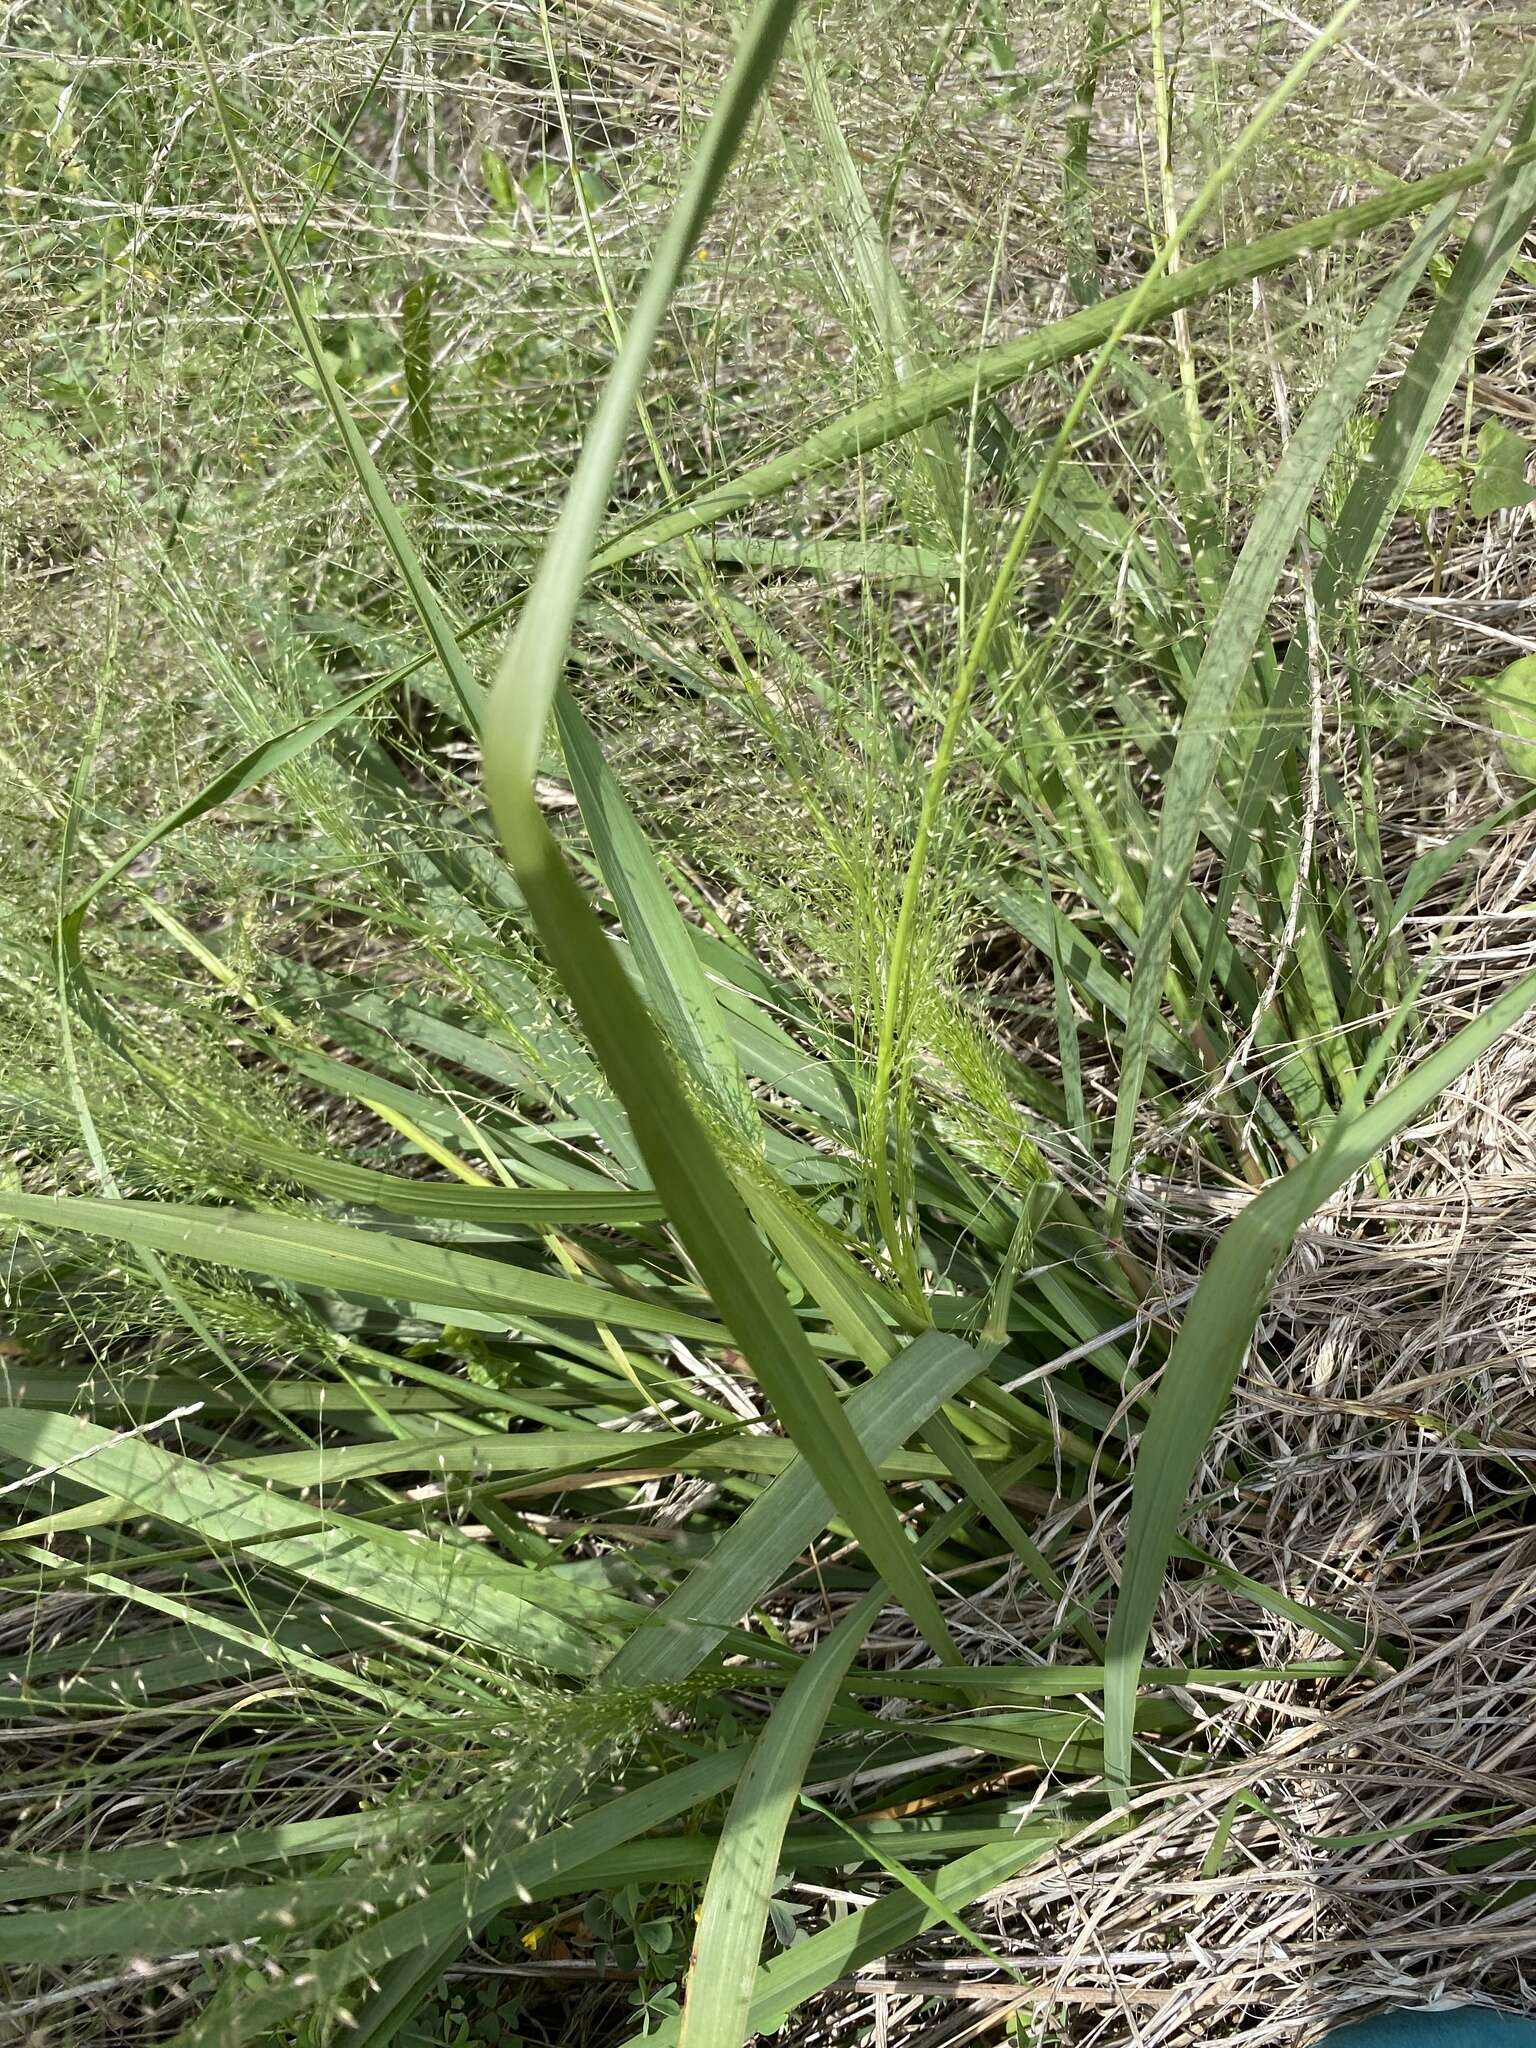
[5,5,1535,2042]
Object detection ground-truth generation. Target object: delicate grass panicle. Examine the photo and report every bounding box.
[3,2,1536,2044]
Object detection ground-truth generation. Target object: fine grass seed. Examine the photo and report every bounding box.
[3,5,1536,2046]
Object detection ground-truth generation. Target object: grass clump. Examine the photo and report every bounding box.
[4,4,1536,2045]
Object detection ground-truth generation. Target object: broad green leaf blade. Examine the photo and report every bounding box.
[0,1190,722,1342]
[481,0,961,1663]
[0,1865,464,1967]
[0,1411,606,1674]
[796,1792,1026,1972]
[1472,655,1536,782]
[0,1799,471,1907]
[0,1805,1042,1907]
[555,688,757,1135]
[680,1594,878,2048]
[238,1136,665,1225]
[168,1749,752,2048]
[1103,966,1536,1798]
[486,0,800,793]
[536,1810,1065,1888]
[4,1425,1001,1552]
[495,530,964,1673]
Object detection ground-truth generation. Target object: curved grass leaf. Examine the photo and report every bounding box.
[236,1136,665,1225]
[555,689,758,1136]
[679,1593,879,2048]
[0,1190,721,1342]
[0,1799,470,1908]
[618,1834,1062,2048]
[602,1331,994,1690]
[168,1748,753,2048]
[593,141,1536,575]
[0,1410,608,1675]
[480,0,962,1664]
[1103,965,1536,1798]
[1196,80,1536,1016]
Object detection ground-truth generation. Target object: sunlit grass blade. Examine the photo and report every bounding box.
[592,140,1536,575]
[1103,966,1536,1799]
[555,689,758,1136]
[480,1,962,1663]
[0,1799,469,1908]
[603,1331,995,1690]
[236,1135,665,1224]
[7,1425,1005,1520]
[0,1410,608,1674]
[0,1864,461,1968]
[618,1835,1064,2048]
[168,1748,753,2048]
[679,1594,879,2048]
[0,1190,723,1341]
[1196,81,1536,1015]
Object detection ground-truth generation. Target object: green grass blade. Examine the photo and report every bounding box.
[485,0,798,794]
[603,1331,996,1689]
[592,143,1536,575]
[0,1190,722,1341]
[1103,966,1536,1798]
[401,270,436,507]
[555,689,757,1135]
[168,1749,752,2048]
[797,1792,1026,1973]
[1196,85,1536,1011]
[0,1411,606,1674]
[1106,196,1465,1193]
[237,1136,665,1225]
[0,1866,463,1968]
[59,670,404,940]
[679,1595,879,2048]
[0,1801,470,1908]
[481,2,963,1663]
[202,142,1536,753]
[619,1836,1062,2048]
[8,1428,1007,1522]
